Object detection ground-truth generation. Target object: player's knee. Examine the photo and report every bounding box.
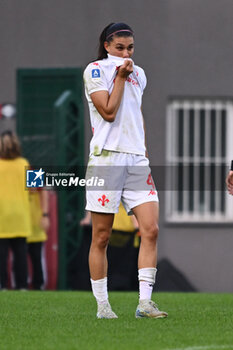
[93,227,111,249]
[141,223,159,243]
[97,234,110,249]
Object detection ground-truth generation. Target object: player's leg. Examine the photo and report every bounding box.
[132,201,167,318]
[122,154,167,318]
[89,212,118,319]
[132,201,159,296]
[89,212,114,280]
[86,151,125,318]
[133,201,159,269]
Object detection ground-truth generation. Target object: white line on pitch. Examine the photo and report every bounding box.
[165,345,233,350]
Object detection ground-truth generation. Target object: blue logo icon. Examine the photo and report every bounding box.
[26,168,45,188]
[92,69,100,78]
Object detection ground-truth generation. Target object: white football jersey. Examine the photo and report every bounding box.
[83,54,147,156]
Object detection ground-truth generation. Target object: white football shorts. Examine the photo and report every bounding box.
[85,150,159,215]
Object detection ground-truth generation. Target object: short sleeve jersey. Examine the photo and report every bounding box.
[83,54,147,156]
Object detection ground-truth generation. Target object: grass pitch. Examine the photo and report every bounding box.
[0,291,232,350]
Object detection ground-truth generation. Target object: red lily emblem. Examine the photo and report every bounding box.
[98,195,109,206]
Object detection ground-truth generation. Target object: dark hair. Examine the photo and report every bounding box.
[0,130,22,159]
[97,22,134,60]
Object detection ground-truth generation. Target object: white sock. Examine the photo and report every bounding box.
[139,281,154,300]
[138,267,157,301]
[90,277,108,305]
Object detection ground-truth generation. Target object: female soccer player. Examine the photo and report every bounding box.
[83,22,168,319]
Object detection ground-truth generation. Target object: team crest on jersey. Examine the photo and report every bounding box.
[92,69,100,79]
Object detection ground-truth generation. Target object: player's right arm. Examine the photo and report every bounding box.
[90,60,133,123]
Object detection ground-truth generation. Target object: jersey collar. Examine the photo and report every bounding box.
[107,54,133,67]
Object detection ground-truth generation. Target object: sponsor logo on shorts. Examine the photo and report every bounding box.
[98,194,109,206]
[148,190,156,196]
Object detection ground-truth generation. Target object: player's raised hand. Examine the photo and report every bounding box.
[118,59,133,79]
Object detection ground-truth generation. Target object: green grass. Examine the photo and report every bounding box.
[0,292,233,350]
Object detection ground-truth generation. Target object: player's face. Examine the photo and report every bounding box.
[104,36,134,58]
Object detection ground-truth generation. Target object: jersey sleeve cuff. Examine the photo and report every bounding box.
[89,87,108,95]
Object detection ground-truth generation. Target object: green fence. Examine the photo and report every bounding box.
[54,90,85,289]
[17,68,85,289]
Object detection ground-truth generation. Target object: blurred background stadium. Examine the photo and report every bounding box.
[0,0,233,292]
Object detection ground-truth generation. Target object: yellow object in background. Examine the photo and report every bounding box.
[0,158,31,238]
[110,203,139,248]
[27,190,47,243]
[112,203,135,232]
